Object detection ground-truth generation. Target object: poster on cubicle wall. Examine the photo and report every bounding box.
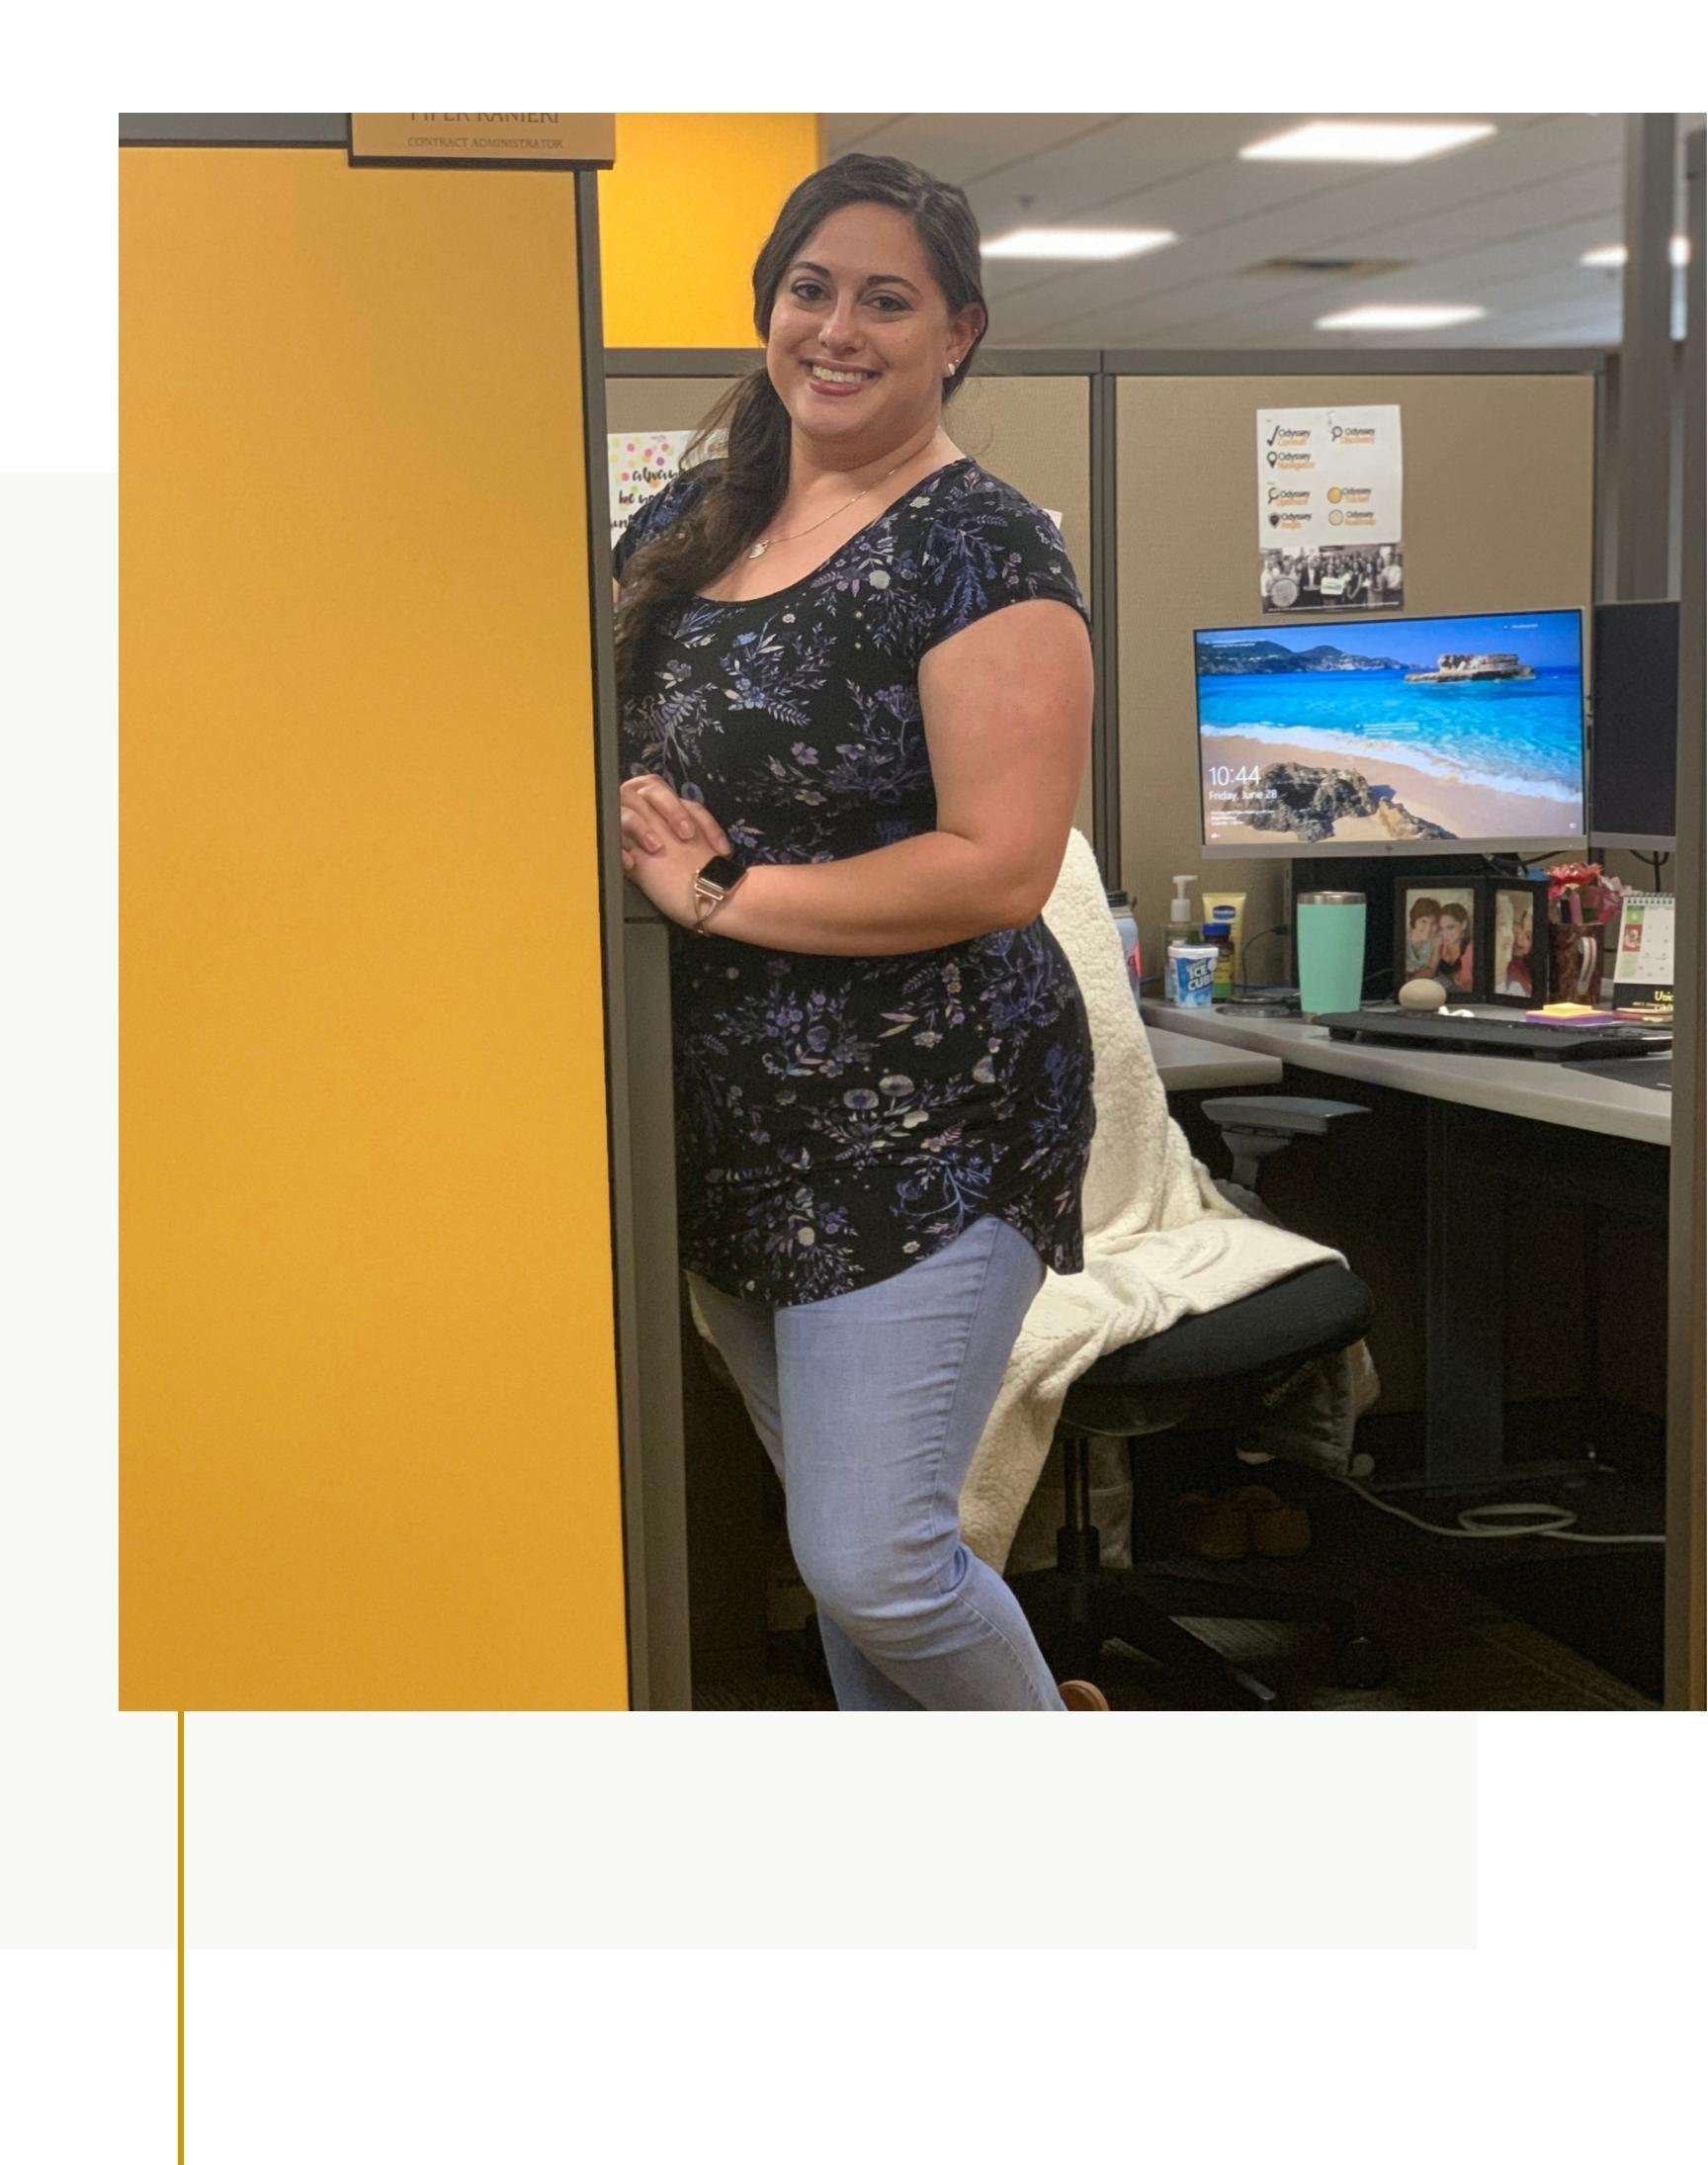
[609,428,726,554]
[1255,404,1404,616]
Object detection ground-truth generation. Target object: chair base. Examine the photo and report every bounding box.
[1007,1557,1390,1708]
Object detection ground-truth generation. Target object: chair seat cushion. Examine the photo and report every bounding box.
[1064,1262,1372,1416]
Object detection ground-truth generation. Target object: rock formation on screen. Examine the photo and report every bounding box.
[1239,761,1454,844]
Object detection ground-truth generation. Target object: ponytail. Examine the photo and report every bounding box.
[613,367,790,698]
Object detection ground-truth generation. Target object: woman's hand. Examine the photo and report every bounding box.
[618,776,731,928]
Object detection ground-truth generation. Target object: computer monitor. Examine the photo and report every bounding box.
[1193,608,1587,857]
[1591,599,1679,849]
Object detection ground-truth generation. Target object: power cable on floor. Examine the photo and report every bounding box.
[1328,1459,1665,1545]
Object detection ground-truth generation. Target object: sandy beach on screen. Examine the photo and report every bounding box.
[1202,733,1580,846]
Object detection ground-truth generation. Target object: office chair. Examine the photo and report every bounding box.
[1004,1095,1388,1709]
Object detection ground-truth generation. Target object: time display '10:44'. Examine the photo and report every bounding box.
[1206,764,1262,788]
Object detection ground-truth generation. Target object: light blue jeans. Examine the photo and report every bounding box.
[688,1214,1068,1711]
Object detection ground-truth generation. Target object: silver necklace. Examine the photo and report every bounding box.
[746,457,910,561]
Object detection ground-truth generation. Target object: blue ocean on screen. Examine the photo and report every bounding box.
[1195,611,1586,806]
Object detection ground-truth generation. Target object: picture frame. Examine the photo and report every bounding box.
[1393,877,1488,1001]
[1487,880,1550,1007]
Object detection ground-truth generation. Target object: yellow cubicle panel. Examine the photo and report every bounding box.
[121,147,629,1708]
[598,114,819,347]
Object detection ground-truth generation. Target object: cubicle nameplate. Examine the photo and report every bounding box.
[349,114,615,168]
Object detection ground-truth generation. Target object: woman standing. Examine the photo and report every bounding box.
[613,155,1103,1712]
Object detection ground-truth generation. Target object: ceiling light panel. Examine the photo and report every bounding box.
[1241,121,1496,164]
[981,226,1176,261]
[1580,238,1692,268]
[1316,303,1489,329]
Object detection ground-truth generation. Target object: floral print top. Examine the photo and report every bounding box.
[615,456,1096,1307]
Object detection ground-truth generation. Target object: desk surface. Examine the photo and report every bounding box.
[1145,1023,1283,1092]
[1139,998,1672,1149]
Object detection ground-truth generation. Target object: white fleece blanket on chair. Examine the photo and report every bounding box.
[958,827,1355,1572]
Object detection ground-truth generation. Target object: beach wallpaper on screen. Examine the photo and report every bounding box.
[1194,611,1585,847]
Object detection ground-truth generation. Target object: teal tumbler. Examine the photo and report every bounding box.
[1295,891,1367,1016]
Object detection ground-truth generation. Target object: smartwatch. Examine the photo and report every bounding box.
[690,848,748,936]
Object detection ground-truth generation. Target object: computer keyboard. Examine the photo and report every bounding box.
[1313,1011,1668,1062]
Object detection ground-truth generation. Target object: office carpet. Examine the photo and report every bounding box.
[694,1470,1659,1713]
[1452,1552,1665,1703]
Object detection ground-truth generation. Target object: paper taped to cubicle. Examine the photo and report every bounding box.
[1256,403,1404,615]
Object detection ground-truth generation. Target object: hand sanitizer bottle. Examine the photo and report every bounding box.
[1161,875,1197,1002]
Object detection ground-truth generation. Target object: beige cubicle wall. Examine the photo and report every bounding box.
[607,360,1098,844]
[1114,369,1598,977]
[607,370,741,441]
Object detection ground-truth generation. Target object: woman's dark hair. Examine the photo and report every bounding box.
[614,153,987,696]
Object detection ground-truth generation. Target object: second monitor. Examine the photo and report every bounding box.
[1194,608,1587,856]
